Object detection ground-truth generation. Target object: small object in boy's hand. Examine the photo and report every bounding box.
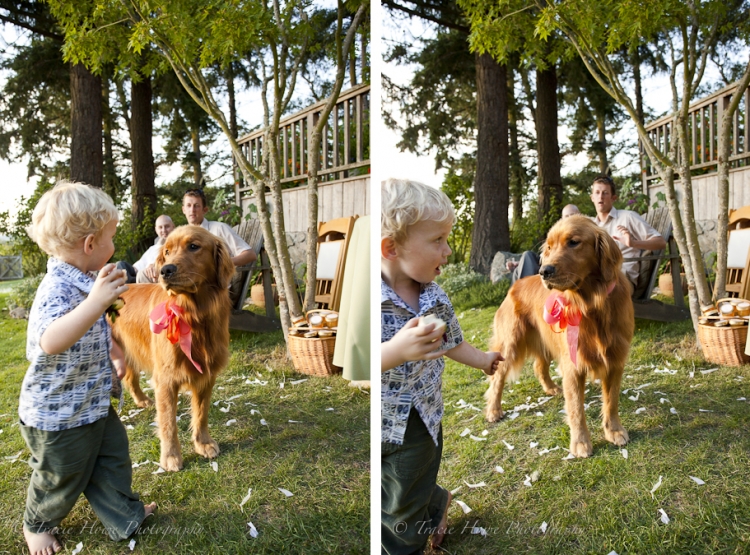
[107,297,126,324]
[420,314,447,339]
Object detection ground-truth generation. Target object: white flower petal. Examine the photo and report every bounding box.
[689,476,705,485]
[454,499,472,514]
[278,488,293,497]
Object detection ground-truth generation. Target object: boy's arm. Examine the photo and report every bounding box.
[40,264,128,355]
[382,317,446,372]
[445,340,503,376]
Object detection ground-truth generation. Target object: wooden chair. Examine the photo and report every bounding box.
[315,216,358,311]
[625,207,691,322]
[228,219,281,332]
[726,204,750,299]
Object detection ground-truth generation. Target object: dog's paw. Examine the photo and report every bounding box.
[569,439,593,458]
[194,439,220,459]
[161,454,183,472]
[543,384,562,396]
[485,409,504,423]
[604,427,629,446]
[135,396,154,408]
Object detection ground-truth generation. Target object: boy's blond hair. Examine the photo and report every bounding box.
[28,181,118,257]
[382,178,455,243]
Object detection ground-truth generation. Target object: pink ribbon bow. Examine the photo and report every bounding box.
[543,292,582,367]
[149,301,203,373]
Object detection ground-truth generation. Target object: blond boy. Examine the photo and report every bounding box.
[20,181,155,555]
[381,179,503,554]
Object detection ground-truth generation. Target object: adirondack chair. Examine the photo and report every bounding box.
[626,207,691,322]
[228,219,281,332]
[315,216,358,312]
[725,205,750,299]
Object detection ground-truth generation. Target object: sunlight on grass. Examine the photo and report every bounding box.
[0,293,369,554]
[435,305,750,555]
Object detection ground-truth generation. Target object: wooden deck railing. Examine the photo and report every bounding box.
[235,83,370,202]
[642,81,750,188]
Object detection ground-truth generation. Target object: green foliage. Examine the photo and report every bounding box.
[0,181,54,277]
[0,38,71,180]
[615,175,650,214]
[207,186,243,227]
[6,274,44,310]
[441,161,475,264]
[449,279,509,312]
[436,263,488,295]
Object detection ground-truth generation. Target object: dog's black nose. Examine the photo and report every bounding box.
[161,264,177,279]
[540,265,556,279]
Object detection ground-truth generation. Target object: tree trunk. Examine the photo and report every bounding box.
[226,63,242,202]
[470,53,509,275]
[102,74,119,201]
[360,29,369,83]
[632,46,644,126]
[191,126,203,186]
[535,65,562,231]
[508,62,524,226]
[596,111,609,174]
[130,76,156,239]
[70,63,102,188]
[715,62,750,299]
[349,40,357,86]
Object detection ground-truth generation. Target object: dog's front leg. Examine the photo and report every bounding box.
[562,367,593,458]
[601,368,629,447]
[190,377,220,459]
[155,378,183,471]
[484,368,508,422]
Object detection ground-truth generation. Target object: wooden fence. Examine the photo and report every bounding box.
[642,81,750,219]
[234,84,370,228]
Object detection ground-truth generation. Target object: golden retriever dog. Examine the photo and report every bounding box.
[485,215,634,458]
[112,225,235,471]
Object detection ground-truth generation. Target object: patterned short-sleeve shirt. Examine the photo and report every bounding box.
[19,257,112,431]
[381,279,463,446]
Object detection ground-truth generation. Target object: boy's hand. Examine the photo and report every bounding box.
[482,351,504,376]
[90,264,129,311]
[111,339,127,379]
[382,317,447,371]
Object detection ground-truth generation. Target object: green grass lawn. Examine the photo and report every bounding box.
[434,306,750,555]
[0,293,370,554]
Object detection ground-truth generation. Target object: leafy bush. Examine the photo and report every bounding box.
[7,274,44,310]
[449,280,509,312]
[0,180,54,277]
[436,263,488,295]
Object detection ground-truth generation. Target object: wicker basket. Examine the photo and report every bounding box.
[287,333,341,376]
[698,322,750,366]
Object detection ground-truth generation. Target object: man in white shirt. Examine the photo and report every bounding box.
[590,175,666,292]
[181,188,257,267]
[117,214,175,283]
[133,215,175,283]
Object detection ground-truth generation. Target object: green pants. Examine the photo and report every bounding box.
[21,406,146,541]
[381,407,449,555]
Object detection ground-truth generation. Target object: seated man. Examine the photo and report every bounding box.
[590,175,666,292]
[507,204,580,284]
[181,188,257,267]
[117,214,175,283]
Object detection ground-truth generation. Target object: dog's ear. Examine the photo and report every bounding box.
[214,237,236,289]
[595,226,623,285]
[155,240,167,271]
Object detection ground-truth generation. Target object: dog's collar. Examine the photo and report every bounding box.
[149,300,203,374]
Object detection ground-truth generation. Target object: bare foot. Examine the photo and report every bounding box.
[144,502,157,518]
[23,528,61,555]
[430,491,452,549]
